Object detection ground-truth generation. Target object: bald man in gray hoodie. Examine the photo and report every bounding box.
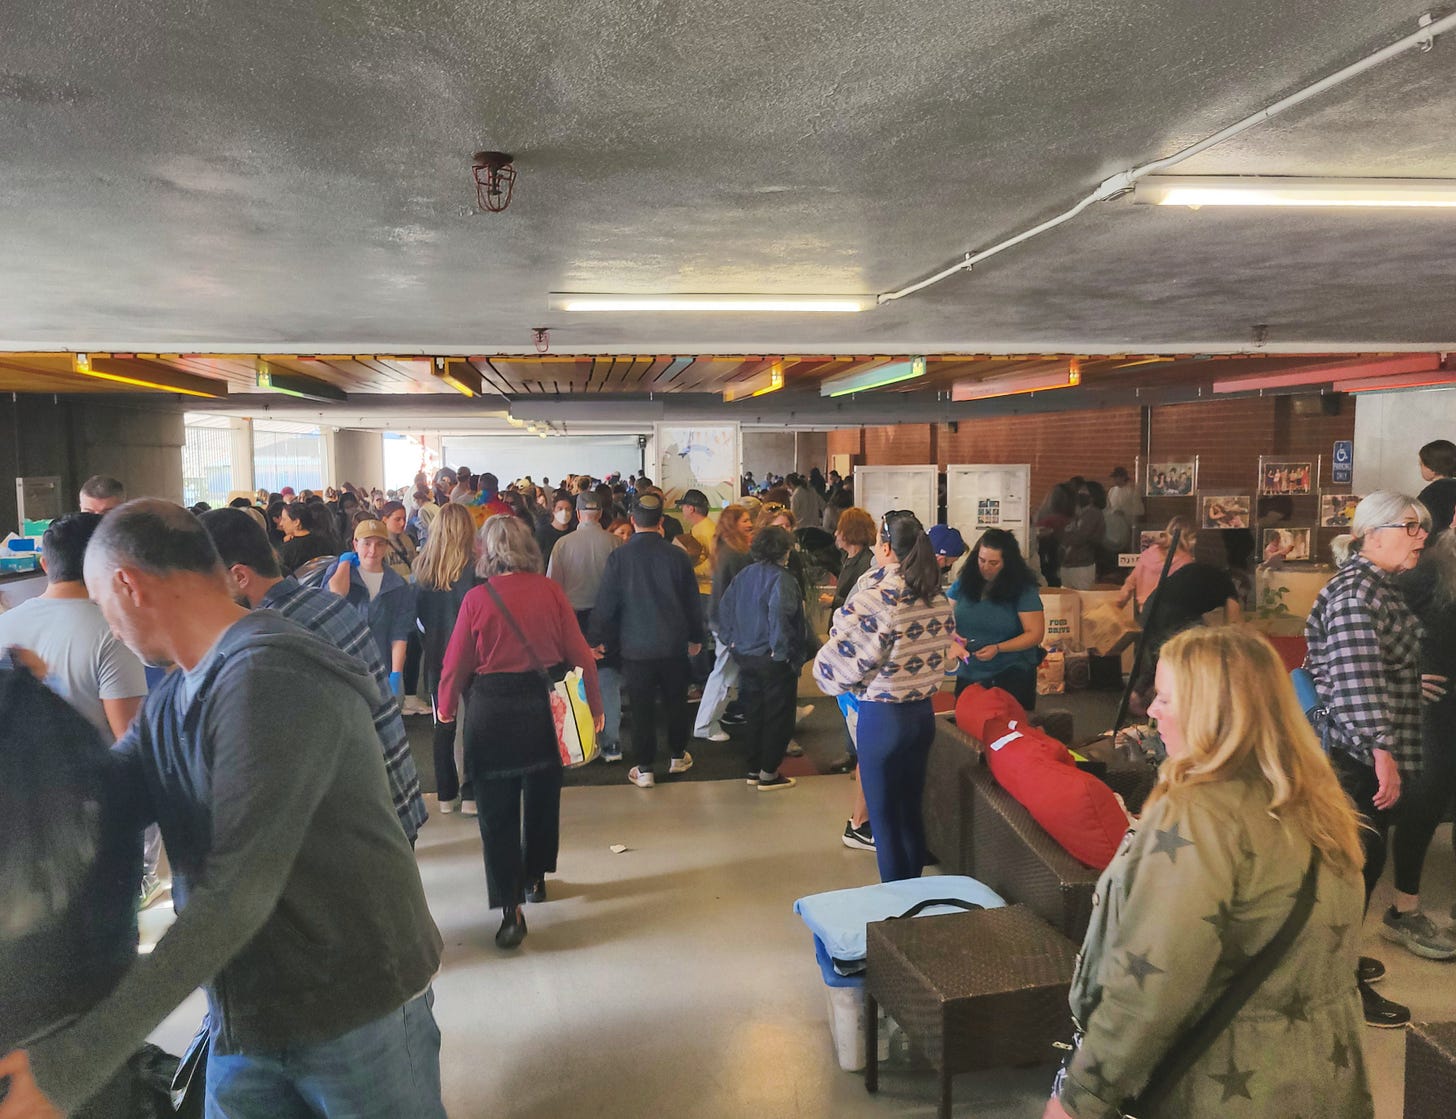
[0,500,443,1119]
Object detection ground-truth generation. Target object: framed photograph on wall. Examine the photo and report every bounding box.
[1145,461,1197,497]
[1264,526,1313,563]
[1320,493,1360,528]
[1201,494,1251,529]
[1259,461,1313,496]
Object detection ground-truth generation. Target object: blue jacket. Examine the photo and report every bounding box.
[718,560,808,669]
[321,561,417,669]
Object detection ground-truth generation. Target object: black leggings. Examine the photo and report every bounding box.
[1331,751,1389,910]
[1391,696,1456,896]
[424,648,464,802]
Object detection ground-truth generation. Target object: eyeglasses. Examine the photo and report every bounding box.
[760,503,786,513]
[1375,521,1426,537]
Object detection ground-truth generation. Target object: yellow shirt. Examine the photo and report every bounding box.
[690,514,717,595]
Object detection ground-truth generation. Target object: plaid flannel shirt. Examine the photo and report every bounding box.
[813,566,956,703]
[1304,555,1423,777]
[262,578,428,841]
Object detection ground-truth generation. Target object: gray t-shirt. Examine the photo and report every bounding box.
[0,596,148,742]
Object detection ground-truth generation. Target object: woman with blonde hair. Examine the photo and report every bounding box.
[413,502,479,813]
[1117,515,1195,618]
[1046,626,1371,1119]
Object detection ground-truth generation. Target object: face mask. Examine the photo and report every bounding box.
[554,510,571,526]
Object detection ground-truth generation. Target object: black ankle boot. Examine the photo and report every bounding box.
[495,906,527,949]
[525,878,547,904]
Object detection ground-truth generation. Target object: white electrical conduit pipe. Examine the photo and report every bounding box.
[878,11,1456,304]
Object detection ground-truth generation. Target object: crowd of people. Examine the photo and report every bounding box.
[8,449,1456,1118]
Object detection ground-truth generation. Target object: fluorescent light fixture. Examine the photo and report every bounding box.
[255,363,348,403]
[820,356,926,398]
[434,358,482,398]
[723,361,786,402]
[951,361,1080,402]
[1344,371,1456,393]
[72,353,223,398]
[548,293,874,313]
[1135,176,1456,209]
[1212,355,1442,394]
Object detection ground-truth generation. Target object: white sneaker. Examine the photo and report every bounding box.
[796,704,815,723]
[461,799,478,816]
[629,766,656,788]
[401,697,431,716]
[669,752,694,775]
[438,796,461,814]
[698,728,731,742]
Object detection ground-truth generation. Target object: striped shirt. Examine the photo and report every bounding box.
[1304,555,1423,777]
[813,566,957,703]
[261,578,427,841]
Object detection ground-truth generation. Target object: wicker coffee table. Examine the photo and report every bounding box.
[864,904,1076,1119]
[1405,1020,1456,1119]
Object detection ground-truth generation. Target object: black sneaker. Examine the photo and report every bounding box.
[1358,956,1386,985]
[842,821,875,851]
[720,711,747,727]
[1359,980,1410,1028]
[824,753,857,775]
[495,907,527,950]
[745,772,760,785]
[756,773,797,791]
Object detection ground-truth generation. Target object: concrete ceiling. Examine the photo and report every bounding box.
[3,0,1455,359]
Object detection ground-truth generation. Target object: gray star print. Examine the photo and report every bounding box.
[1123,950,1165,990]
[1151,821,1195,862]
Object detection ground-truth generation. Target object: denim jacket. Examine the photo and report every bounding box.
[717,560,809,669]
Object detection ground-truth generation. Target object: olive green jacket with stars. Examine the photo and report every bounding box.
[1056,773,1373,1119]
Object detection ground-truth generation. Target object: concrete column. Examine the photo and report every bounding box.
[229,418,255,494]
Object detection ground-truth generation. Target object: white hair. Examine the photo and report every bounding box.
[1352,491,1429,539]
[1331,490,1429,564]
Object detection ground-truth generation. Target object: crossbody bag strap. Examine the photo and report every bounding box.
[1122,846,1323,1118]
[482,578,552,686]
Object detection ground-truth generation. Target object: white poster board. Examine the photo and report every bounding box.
[653,423,741,509]
[945,463,1032,550]
[854,465,938,527]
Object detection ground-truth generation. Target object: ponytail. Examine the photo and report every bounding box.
[883,512,941,604]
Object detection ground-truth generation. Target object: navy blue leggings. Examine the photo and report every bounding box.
[856,698,936,882]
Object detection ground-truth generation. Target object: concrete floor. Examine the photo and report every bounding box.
[145,774,1456,1118]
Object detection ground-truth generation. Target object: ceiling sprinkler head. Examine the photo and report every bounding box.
[472,151,517,212]
[531,327,550,353]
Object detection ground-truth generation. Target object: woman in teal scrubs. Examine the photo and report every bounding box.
[949,528,1045,709]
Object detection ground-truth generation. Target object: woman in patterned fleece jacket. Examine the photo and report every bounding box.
[814,511,956,882]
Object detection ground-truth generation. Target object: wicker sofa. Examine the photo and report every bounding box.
[922,719,1099,943]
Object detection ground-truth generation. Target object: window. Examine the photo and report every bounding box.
[254,422,326,495]
[182,414,233,509]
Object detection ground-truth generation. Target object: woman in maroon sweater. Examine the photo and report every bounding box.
[439,514,603,950]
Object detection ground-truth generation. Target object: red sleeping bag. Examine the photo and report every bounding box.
[955,685,1129,869]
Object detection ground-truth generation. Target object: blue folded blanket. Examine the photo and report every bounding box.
[794,876,1005,968]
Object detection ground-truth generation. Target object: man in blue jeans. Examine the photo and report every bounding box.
[0,500,445,1119]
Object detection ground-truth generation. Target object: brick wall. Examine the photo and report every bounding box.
[936,407,1142,501]
[835,395,1356,557]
